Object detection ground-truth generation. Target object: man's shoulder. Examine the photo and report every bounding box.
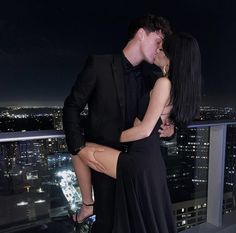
[89,53,122,64]
[91,54,114,61]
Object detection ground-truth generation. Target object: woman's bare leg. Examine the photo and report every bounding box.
[70,143,120,222]
[86,142,120,179]
[71,155,93,222]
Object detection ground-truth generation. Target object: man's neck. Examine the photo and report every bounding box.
[123,41,142,66]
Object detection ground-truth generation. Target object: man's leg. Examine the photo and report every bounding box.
[91,170,116,233]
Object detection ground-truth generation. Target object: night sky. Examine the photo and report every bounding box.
[0,0,235,107]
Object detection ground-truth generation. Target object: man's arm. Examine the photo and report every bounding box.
[63,56,96,155]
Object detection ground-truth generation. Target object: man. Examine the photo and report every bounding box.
[63,14,173,233]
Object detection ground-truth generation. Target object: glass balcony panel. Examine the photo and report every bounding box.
[0,135,80,232]
[1,122,236,233]
[161,126,210,232]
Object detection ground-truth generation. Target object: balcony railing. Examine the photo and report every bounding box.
[181,120,236,232]
[0,120,236,233]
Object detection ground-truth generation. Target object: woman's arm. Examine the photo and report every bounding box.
[120,77,171,142]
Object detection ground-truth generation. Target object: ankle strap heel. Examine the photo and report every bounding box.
[83,202,94,207]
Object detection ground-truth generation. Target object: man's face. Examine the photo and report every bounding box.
[141,30,164,64]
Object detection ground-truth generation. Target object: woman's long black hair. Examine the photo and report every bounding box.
[163,32,202,126]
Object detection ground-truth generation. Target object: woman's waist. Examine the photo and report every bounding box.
[129,134,160,151]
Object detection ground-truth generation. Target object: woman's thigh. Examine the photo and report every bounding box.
[86,142,120,179]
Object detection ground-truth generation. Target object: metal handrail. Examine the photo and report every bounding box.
[0,120,235,142]
[0,130,64,142]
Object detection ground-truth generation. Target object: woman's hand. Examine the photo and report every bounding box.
[79,144,106,173]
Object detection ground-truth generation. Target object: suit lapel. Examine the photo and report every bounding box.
[112,54,125,122]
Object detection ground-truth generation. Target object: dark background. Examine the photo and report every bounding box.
[0,0,235,107]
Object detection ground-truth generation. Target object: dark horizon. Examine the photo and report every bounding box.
[0,1,235,107]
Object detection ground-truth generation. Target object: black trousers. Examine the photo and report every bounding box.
[91,170,116,233]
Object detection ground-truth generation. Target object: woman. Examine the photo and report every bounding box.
[73,32,201,233]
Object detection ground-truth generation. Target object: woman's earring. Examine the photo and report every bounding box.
[163,65,169,76]
[163,66,167,76]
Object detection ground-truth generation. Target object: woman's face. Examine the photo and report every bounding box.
[154,48,169,68]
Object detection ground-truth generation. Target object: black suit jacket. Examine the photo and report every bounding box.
[63,54,128,154]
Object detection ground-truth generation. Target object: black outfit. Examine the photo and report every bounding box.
[63,54,145,233]
[114,93,176,233]
[63,53,176,233]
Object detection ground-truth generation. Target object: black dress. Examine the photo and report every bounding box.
[113,93,176,233]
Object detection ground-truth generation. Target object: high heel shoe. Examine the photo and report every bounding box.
[74,202,95,233]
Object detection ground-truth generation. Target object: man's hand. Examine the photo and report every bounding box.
[158,120,175,138]
[78,146,106,173]
[133,117,141,127]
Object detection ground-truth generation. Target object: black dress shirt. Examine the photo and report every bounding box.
[122,53,145,129]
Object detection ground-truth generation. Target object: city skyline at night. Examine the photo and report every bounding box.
[0,109,235,232]
[0,1,236,232]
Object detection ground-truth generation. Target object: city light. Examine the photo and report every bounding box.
[34,200,46,204]
[57,170,82,210]
[17,201,28,206]
[36,187,45,193]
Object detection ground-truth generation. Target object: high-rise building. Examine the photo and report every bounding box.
[224,124,236,214]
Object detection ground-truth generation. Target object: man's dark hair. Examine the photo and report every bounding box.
[127,14,172,40]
